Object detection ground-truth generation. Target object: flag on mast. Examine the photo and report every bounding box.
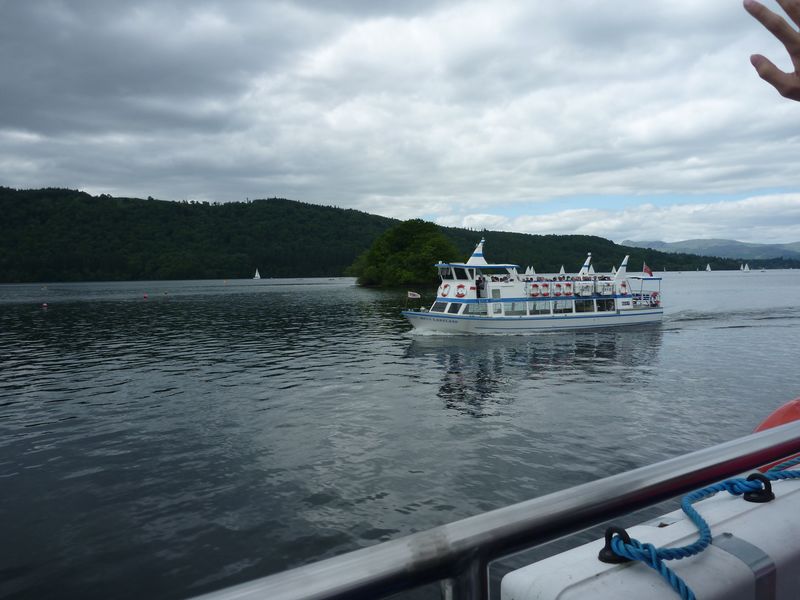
[407,291,421,299]
[642,262,653,277]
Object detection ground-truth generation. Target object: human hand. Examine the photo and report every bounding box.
[743,0,800,101]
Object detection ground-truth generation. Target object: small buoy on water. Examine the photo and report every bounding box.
[42,303,48,309]
[143,293,148,300]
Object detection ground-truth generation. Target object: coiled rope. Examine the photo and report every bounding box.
[606,454,800,600]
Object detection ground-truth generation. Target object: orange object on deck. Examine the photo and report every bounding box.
[754,397,800,471]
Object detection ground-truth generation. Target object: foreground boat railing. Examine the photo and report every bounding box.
[192,420,800,600]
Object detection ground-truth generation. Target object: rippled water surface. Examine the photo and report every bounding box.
[2,272,800,599]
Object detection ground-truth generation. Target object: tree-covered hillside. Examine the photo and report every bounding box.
[1,187,797,283]
[0,187,393,282]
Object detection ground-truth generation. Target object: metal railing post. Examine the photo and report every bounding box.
[440,556,487,600]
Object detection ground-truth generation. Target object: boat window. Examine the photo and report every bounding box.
[491,289,501,299]
[492,302,503,315]
[468,269,476,280]
[465,303,488,315]
[454,268,469,281]
[438,267,453,280]
[528,301,551,315]
[596,299,615,312]
[431,302,448,313]
[575,300,594,313]
[505,302,527,316]
[446,303,462,314]
[554,300,574,314]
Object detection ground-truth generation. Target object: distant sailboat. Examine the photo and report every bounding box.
[744,263,750,272]
[706,263,711,272]
[253,268,261,280]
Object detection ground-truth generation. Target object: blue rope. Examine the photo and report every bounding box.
[607,456,800,600]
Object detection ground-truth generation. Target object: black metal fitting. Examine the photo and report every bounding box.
[598,526,633,563]
[743,472,775,503]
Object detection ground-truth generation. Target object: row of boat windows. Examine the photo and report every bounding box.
[438,267,475,280]
[430,299,618,316]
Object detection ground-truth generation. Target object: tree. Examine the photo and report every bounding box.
[348,219,460,287]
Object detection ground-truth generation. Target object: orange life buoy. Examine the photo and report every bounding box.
[564,282,573,295]
[530,283,540,297]
[554,283,562,297]
[455,284,466,298]
[540,284,549,297]
[754,398,800,471]
[441,283,450,297]
[620,281,628,294]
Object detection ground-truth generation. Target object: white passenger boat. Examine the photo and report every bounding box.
[402,239,662,334]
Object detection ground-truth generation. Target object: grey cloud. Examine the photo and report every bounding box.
[0,1,340,135]
[0,0,798,244]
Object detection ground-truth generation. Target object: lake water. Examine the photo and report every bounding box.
[2,271,800,599]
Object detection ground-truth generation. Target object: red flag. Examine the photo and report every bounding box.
[643,263,653,277]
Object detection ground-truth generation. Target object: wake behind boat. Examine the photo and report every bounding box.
[402,239,662,334]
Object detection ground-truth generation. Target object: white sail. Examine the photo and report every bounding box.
[253,268,261,280]
[706,264,711,272]
[744,264,750,272]
[611,265,617,275]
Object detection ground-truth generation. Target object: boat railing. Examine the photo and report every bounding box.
[191,420,800,600]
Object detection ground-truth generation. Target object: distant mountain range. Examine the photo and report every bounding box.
[621,239,800,261]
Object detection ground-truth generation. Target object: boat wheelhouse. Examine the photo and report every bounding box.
[402,239,662,334]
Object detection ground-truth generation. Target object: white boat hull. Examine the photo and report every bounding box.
[402,309,663,334]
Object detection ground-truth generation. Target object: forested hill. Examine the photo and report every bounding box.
[1,187,797,283]
[0,188,395,282]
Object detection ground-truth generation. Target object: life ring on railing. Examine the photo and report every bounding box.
[540,284,549,297]
[554,283,562,297]
[455,284,466,298]
[564,282,573,295]
[441,284,450,297]
[754,398,800,472]
[530,284,540,297]
[620,281,628,295]
[651,291,659,304]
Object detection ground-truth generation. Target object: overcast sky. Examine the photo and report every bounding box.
[1,0,799,243]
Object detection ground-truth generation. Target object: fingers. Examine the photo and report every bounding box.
[775,0,800,28]
[750,53,800,99]
[744,0,800,52]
